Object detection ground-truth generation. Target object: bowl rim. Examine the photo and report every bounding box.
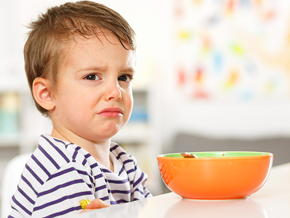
[157,151,273,159]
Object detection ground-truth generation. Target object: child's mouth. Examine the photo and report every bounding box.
[98,107,123,117]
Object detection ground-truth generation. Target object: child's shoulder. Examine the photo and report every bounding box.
[37,134,75,163]
[18,135,83,194]
[29,135,87,175]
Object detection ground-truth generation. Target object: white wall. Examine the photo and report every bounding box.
[2,0,290,153]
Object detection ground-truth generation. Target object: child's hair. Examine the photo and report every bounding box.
[24,0,136,116]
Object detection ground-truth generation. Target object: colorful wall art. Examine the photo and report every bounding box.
[173,0,290,101]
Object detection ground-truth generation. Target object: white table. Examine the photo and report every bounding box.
[77,163,290,218]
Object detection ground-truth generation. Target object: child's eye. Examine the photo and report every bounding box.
[84,74,100,80]
[118,75,133,82]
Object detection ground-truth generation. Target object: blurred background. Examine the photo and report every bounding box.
[1,0,290,213]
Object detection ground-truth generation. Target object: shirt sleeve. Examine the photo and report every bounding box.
[129,155,153,201]
[9,162,95,218]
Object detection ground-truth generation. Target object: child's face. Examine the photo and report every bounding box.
[50,32,135,143]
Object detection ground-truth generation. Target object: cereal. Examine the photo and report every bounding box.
[79,199,91,209]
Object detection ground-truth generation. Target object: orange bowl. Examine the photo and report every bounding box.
[157,151,273,200]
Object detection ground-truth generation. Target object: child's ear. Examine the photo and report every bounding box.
[33,77,55,111]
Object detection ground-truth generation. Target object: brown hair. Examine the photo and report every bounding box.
[24,0,136,116]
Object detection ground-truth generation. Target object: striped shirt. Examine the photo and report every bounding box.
[9,134,152,218]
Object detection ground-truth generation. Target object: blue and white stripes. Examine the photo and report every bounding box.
[9,134,152,218]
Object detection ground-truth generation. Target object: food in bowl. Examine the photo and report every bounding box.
[157,151,273,200]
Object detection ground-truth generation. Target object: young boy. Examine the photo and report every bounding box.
[9,1,152,217]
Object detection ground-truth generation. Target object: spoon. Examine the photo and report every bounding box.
[181,152,198,158]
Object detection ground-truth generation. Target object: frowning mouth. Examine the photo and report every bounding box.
[98,107,123,117]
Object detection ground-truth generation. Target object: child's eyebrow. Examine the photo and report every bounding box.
[75,66,135,74]
[121,67,135,74]
[75,66,107,73]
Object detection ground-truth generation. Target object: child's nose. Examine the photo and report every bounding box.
[105,81,122,101]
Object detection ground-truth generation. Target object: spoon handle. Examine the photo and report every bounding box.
[181,152,198,158]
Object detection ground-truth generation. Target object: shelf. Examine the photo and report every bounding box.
[132,83,149,92]
[0,133,19,147]
[0,81,29,93]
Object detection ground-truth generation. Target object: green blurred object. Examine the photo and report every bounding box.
[159,151,272,158]
[0,93,20,134]
[0,109,19,133]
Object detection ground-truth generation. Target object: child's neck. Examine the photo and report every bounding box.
[50,128,114,171]
[89,143,114,172]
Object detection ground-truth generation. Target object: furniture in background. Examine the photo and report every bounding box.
[170,133,290,166]
[1,153,31,218]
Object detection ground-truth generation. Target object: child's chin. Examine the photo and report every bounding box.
[98,129,120,139]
